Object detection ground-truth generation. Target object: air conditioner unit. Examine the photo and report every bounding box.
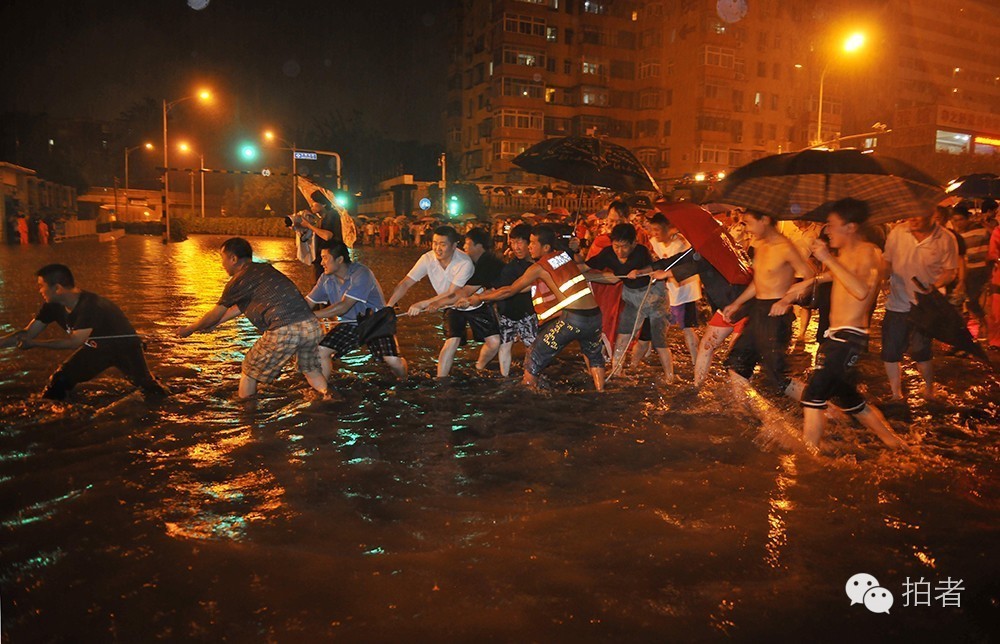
[734,135,743,143]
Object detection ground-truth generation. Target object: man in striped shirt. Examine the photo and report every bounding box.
[951,205,990,336]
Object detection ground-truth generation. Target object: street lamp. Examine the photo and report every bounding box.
[162,89,212,241]
[178,142,206,219]
[264,129,342,213]
[814,32,865,146]
[124,142,153,221]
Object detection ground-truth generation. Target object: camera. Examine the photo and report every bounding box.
[284,211,316,228]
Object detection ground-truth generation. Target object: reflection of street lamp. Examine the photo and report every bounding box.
[162,89,211,241]
[178,142,206,218]
[124,142,154,220]
[264,129,342,213]
[815,32,865,146]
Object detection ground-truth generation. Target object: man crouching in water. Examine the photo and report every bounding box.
[792,199,907,450]
[457,225,606,391]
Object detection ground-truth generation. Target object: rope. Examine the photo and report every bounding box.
[605,247,694,382]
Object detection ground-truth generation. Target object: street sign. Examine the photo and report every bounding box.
[294,151,318,160]
[261,168,271,177]
[419,198,432,211]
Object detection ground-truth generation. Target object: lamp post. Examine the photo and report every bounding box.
[178,142,206,218]
[124,143,153,222]
[265,130,343,212]
[162,90,211,242]
[814,32,865,147]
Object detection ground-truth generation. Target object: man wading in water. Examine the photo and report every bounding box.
[1,264,166,400]
[721,211,815,399]
[786,199,908,450]
[458,225,607,391]
[176,237,330,399]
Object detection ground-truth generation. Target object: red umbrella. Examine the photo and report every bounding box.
[654,201,752,285]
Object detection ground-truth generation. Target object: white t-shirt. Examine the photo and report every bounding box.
[651,236,702,306]
[406,248,475,296]
[884,223,959,312]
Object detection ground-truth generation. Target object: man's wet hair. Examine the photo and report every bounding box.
[648,213,670,227]
[608,200,629,218]
[221,237,253,260]
[323,242,351,264]
[464,227,491,249]
[610,223,637,244]
[531,224,558,250]
[744,210,776,226]
[829,198,871,227]
[982,199,998,213]
[36,264,74,288]
[310,191,332,209]
[433,225,462,245]
[509,223,532,242]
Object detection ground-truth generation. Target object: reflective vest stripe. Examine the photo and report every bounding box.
[537,286,592,321]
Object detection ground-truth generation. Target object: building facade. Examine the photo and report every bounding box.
[445,0,836,188]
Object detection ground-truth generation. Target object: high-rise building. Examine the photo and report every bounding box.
[445,0,838,188]
[445,0,999,191]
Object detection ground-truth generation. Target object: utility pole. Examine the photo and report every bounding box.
[438,153,447,215]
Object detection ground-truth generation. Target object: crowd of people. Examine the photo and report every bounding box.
[6,214,53,245]
[4,196,999,454]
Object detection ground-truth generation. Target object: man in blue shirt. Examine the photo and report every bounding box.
[307,243,407,379]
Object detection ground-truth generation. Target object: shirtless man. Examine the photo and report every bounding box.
[792,199,907,449]
[721,211,815,398]
[458,225,606,391]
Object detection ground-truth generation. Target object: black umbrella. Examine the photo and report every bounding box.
[356,307,398,344]
[909,279,991,365]
[714,149,944,224]
[943,173,1000,200]
[512,136,661,193]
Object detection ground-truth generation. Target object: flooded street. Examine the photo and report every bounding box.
[1,235,997,641]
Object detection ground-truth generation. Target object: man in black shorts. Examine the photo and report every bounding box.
[721,211,814,398]
[1,264,166,400]
[410,227,503,373]
[307,243,407,379]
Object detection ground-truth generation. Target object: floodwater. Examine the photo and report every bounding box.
[0,235,997,642]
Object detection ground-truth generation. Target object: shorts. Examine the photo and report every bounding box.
[709,310,748,335]
[243,318,323,383]
[880,310,932,363]
[319,322,399,360]
[801,328,869,413]
[619,283,668,348]
[724,298,793,394]
[444,305,500,345]
[498,313,539,346]
[527,308,606,376]
[670,302,699,329]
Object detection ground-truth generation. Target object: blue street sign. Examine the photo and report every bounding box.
[294,151,318,160]
[419,198,432,211]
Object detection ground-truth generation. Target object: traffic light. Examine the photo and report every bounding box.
[334,192,349,208]
[448,195,460,217]
[239,143,259,161]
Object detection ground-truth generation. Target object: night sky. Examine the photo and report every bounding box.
[1,0,452,143]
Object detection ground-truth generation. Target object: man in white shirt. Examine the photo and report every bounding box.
[647,213,702,364]
[881,214,959,401]
[386,226,475,378]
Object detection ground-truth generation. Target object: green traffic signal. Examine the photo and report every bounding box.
[240,144,258,161]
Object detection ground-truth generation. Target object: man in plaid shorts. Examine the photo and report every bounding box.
[307,243,407,379]
[177,237,329,399]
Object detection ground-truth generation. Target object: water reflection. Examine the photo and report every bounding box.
[0,236,996,641]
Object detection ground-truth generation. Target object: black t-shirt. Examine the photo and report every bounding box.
[468,252,504,289]
[218,262,315,332]
[314,210,343,253]
[34,291,137,341]
[587,244,653,289]
[494,257,534,319]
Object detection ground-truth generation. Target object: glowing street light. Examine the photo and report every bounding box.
[815,32,866,146]
[162,88,212,242]
[178,142,206,219]
[124,142,154,220]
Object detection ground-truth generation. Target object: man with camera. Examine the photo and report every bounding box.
[288,191,343,279]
